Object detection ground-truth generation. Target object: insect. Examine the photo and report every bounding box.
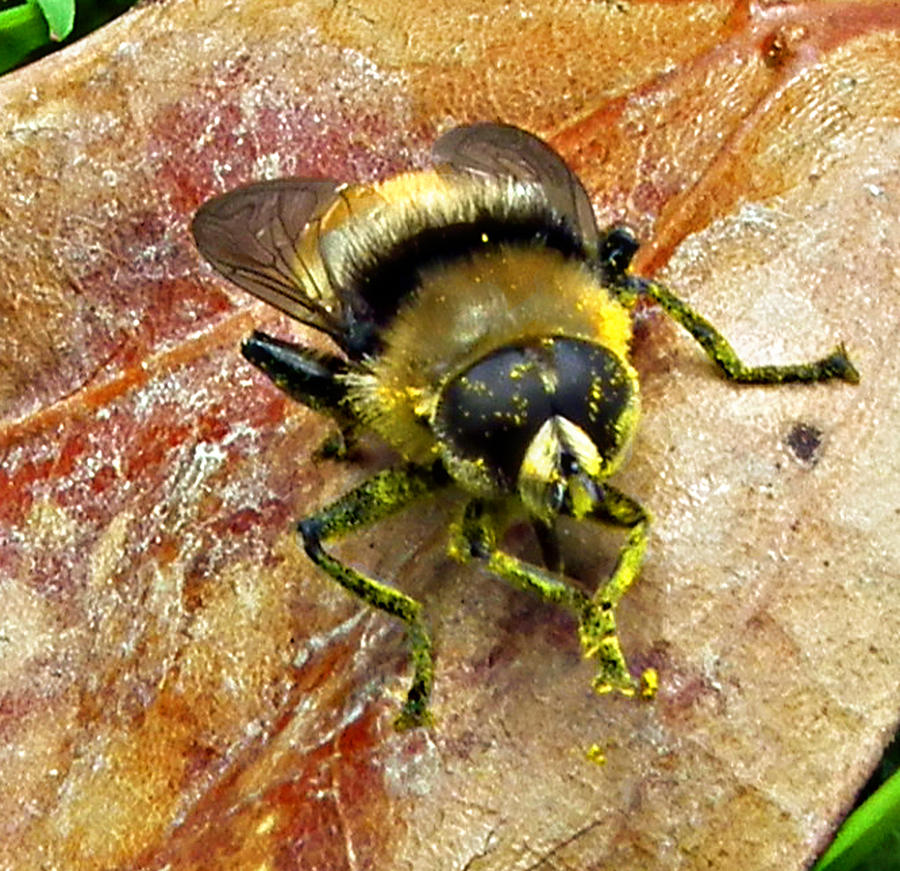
[192,122,859,729]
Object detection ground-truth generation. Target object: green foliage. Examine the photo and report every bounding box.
[0,0,134,75]
[0,2,50,73]
[35,0,74,40]
[813,734,900,871]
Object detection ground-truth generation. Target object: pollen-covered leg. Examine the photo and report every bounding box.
[242,330,359,457]
[582,485,656,698]
[631,277,859,384]
[449,500,590,611]
[298,463,447,729]
[449,499,655,699]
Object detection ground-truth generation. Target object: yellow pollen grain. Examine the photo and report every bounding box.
[255,812,277,835]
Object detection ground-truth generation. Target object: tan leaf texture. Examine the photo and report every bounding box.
[0,1,898,869]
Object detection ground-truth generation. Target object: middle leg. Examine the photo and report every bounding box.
[298,462,448,728]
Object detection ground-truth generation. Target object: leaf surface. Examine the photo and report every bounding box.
[0,1,898,869]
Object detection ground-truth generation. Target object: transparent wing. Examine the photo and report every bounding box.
[191,179,348,341]
[432,122,600,250]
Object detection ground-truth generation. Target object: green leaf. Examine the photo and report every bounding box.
[0,2,49,75]
[34,0,74,41]
[812,768,900,871]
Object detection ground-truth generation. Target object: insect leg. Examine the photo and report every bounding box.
[243,330,359,456]
[631,277,859,384]
[581,484,657,698]
[298,463,448,729]
[449,498,655,699]
[243,330,351,410]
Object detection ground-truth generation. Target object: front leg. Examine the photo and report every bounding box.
[298,463,448,729]
[581,485,656,697]
[449,496,656,700]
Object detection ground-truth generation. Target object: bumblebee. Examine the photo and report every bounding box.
[192,123,858,729]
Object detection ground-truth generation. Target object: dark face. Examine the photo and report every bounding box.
[434,337,636,491]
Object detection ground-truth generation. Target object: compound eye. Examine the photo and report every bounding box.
[435,338,637,492]
[435,345,554,487]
